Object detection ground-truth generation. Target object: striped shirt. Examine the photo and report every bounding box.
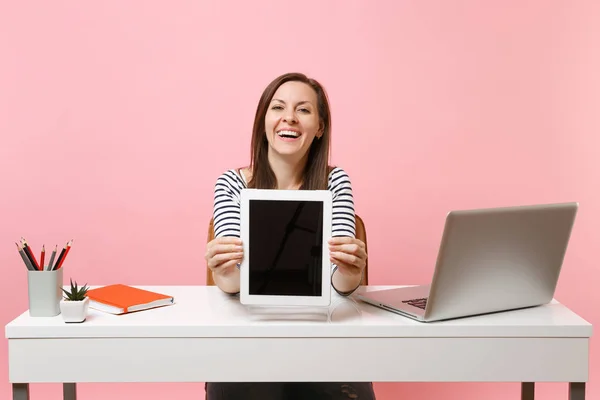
[212,166,356,273]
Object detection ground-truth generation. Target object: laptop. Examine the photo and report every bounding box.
[356,202,578,322]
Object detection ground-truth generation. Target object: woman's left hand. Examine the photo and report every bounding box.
[328,237,368,277]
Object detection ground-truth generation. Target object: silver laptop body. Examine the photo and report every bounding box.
[357,202,578,322]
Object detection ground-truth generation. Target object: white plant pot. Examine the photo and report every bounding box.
[60,297,89,323]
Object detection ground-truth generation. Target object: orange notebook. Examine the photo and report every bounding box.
[86,284,175,315]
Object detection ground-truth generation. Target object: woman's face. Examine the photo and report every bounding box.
[264,81,322,161]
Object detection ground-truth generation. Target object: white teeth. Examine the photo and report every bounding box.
[277,130,300,138]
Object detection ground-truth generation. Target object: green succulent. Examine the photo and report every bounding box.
[62,278,89,301]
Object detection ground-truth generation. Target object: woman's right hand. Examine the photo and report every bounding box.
[205,237,244,278]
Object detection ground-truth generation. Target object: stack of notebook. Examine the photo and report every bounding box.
[86,284,174,315]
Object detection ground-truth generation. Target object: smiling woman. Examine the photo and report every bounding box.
[246,73,332,192]
[263,80,325,173]
[203,72,375,400]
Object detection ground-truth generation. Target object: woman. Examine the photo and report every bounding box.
[204,72,375,400]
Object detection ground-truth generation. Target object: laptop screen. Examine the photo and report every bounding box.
[248,199,324,296]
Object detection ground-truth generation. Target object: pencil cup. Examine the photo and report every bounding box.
[27,268,63,317]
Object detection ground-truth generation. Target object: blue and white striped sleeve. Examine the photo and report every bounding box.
[328,167,356,238]
[212,170,243,239]
[328,167,361,296]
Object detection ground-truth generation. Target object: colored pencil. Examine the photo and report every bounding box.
[52,242,67,271]
[16,242,35,271]
[47,245,57,271]
[21,238,40,270]
[56,240,72,270]
[40,245,45,270]
[53,240,72,270]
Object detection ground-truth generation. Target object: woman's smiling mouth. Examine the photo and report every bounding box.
[277,129,302,141]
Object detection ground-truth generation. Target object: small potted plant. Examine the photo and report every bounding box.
[60,279,90,323]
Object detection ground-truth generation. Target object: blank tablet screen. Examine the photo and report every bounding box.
[249,199,324,296]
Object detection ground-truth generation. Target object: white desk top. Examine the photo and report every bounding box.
[5,285,593,339]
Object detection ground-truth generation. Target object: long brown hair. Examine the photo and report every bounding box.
[247,72,332,190]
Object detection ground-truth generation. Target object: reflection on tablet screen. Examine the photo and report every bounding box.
[249,199,324,296]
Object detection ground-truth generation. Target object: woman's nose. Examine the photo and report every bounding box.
[283,112,297,123]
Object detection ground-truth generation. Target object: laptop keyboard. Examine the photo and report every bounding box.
[402,297,428,310]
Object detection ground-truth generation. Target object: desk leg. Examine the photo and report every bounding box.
[569,383,585,400]
[13,383,29,400]
[521,382,534,400]
[63,383,77,400]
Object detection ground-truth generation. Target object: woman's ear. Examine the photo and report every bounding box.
[317,121,324,139]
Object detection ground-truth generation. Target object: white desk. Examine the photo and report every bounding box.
[5,285,593,400]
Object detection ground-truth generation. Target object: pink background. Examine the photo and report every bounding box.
[1,1,598,399]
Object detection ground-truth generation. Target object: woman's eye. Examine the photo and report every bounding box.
[271,105,283,110]
[298,108,310,113]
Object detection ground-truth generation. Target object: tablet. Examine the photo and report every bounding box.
[239,188,333,307]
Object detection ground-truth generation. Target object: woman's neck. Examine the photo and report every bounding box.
[267,151,308,190]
